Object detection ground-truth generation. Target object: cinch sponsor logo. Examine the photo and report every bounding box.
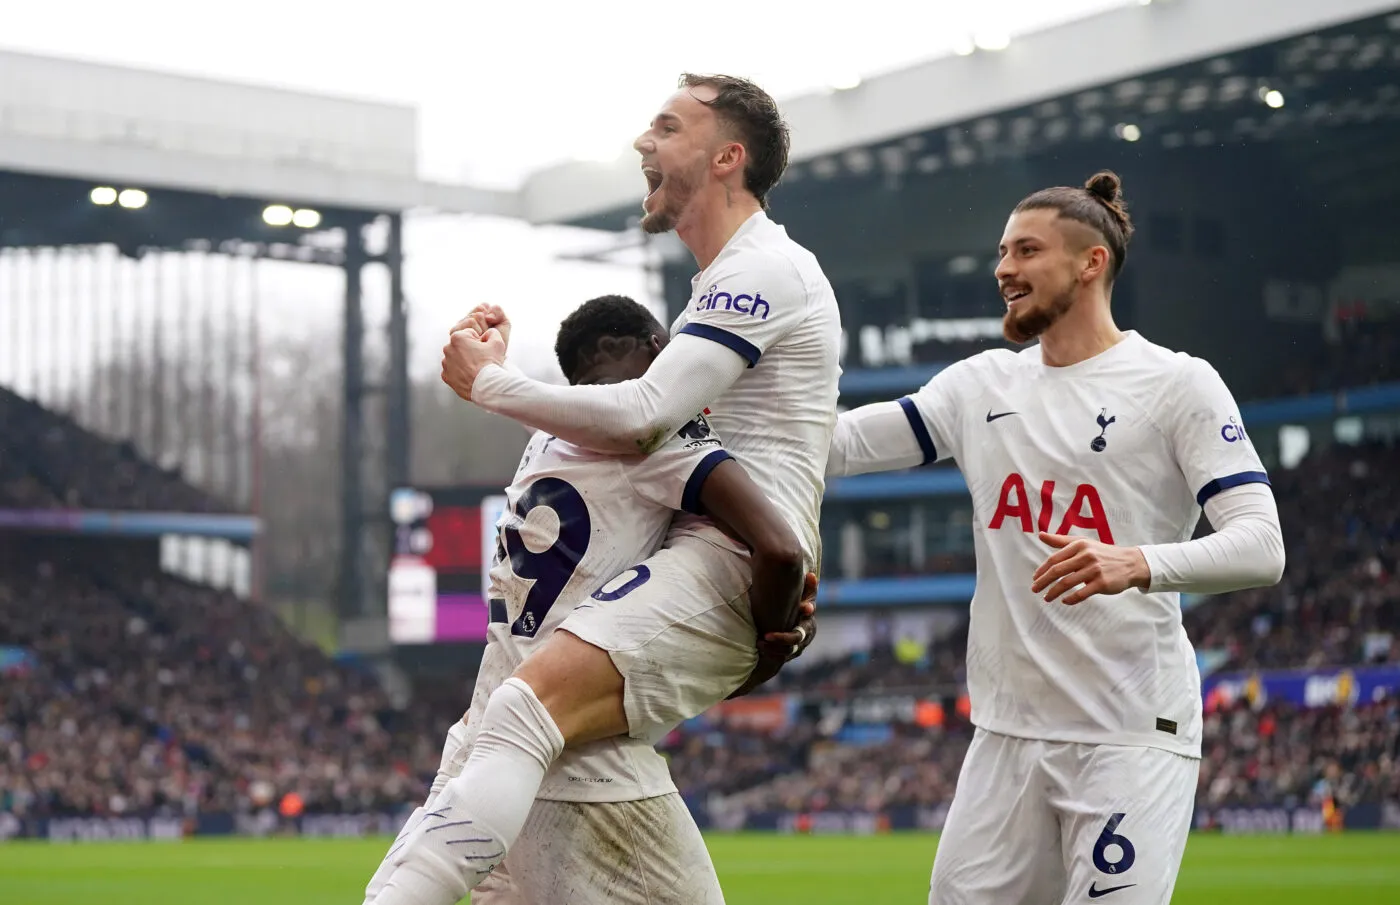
[694,284,771,320]
[1221,415,1249,443]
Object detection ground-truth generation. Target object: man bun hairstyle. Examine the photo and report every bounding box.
[1014,170,1136,281]
[678,73,791,209]
[554,294,666,383]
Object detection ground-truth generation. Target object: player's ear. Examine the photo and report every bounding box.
[713,140,745,180]
[1081,245,1111,284]
[648,334,665,356]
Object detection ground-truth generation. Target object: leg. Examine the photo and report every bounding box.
[377,677,566,904]
[559,537,757,746]
[929,729,1064,905]
[380,539,753,904]
[515,630,630,746]
[508,795,725,905]
[363,718,472,905]
[1047,744,1199,905]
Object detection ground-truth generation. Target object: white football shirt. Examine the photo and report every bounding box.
[667,211,843,569]
[470,414,731,802]
[903,332,1268,757]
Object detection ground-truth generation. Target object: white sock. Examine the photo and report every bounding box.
[362,720,473,905]
[376,678,565,905]
[429,719,475,804]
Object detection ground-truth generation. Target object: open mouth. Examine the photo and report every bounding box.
[642,167,663,198]
[1003,287,1031,304]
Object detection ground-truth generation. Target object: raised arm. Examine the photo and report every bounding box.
[471,333,747,455]
[450,250,808,455]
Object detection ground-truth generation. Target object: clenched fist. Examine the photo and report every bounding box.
[441,326,507,402]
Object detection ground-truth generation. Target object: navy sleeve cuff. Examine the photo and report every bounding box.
[898,396,937,465]
[678,323,761,368]
[682,449,734,514]
[1196,470,1271,506]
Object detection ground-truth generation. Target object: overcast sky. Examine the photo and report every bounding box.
[1,0,1140,381]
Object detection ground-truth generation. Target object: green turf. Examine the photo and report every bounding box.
[0,832,1397,904]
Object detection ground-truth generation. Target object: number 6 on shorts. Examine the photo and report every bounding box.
[1092,813,1136,876]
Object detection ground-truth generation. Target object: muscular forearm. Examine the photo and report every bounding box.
[748,550,804,639]
[1139,484,1285,594]
[471,335,747,455]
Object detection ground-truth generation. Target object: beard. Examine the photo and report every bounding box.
[1003,283,1076,344]
[639,165,700,235]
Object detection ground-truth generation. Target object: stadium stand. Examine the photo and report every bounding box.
[1,384,1396,832]
[0,535,444,819]
[0,387,227,513]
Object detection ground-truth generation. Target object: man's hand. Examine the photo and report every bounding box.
[452,304,512,350]
[727,573,818,700]
[1031,532,1151,605]
[759,572,818,662]
[441,327,507,402]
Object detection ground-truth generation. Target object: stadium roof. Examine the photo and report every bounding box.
[516,0,1400,230]
[0,48,518,220]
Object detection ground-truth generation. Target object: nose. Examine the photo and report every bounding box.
[633,131,652,155]
[994,254,1016,284]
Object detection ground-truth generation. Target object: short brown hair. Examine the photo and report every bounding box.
[678,73,791,209]
[1014,170,1135,282]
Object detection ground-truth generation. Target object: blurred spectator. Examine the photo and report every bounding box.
[0,538,446,818]
[0,388,227,512]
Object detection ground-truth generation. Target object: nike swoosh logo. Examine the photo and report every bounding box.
[986,410,1019,422]
[1087,883,1137,898]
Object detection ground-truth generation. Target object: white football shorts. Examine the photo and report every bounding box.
[558,533,758,746]
[928,728,1199,905]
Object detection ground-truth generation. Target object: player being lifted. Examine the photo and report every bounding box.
[376,74,842,905]
[362,294,816,905]
[827,171,1285,905]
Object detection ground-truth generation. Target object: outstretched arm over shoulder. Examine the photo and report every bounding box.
[474,334,746,455]
[827,361,968,477]
[472,250,810,455]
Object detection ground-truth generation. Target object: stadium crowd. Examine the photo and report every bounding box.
[0,387,226,513]
[1279,321,1400,396]
[1197,700,1400,813]
[0,389,1396,830]
[0,537,443,819]
[1185,440,1399,672]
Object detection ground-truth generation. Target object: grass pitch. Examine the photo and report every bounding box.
[1,831,1397,904]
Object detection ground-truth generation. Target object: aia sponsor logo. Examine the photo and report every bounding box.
[988,473,1115,544]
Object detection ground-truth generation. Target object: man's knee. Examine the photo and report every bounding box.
[513,630,628,746]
